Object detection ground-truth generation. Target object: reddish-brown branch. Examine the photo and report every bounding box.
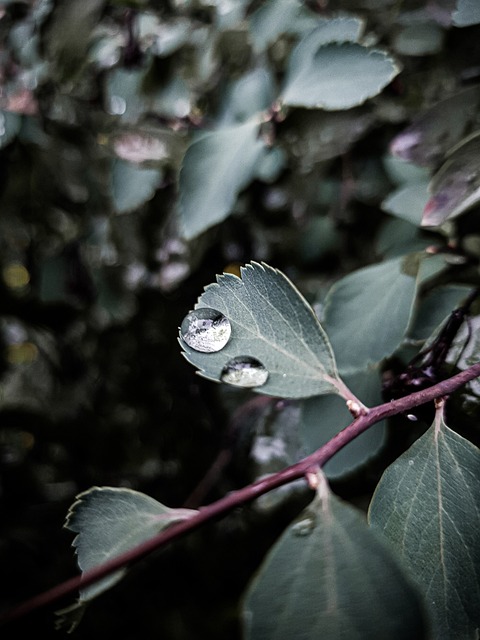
[2,362,480,627]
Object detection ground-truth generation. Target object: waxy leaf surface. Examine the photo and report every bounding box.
[65,486,197,601]
[324,254,445,373]
[369,410,480,639]
[243,483,427,639]
[282,41,399,110]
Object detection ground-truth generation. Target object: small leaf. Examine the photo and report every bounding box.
[452,0,480,26]
[179,121,266,240]
[422,130,480,227]
[369,406,480,639]
[111,159,163,214]
[282,41,400,110]
[389,85,480,167]
[381,180,431,226]
[65,486,197,602]
[243,476,427,640]
[180,262,350,400]
[324,253,446,373]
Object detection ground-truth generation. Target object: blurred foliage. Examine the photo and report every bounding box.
[1,0,480,638]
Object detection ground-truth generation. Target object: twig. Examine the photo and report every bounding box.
[2,362,480,626]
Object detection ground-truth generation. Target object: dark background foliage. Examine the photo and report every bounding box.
[1,0,480,638]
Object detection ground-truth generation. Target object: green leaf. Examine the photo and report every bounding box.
[381,180,431,226]
[392,21,444,57]
[180,262,350,400]
[453,0,480,26]
[390,85,480,168]
[179,121,266,240]
[369,406,480,639]
[422,131,480,227]
[282,106,374,164]
[324,253,446,374]
[65,486,197,602]
[301,368,386,479]
[217,67,276,126]
[407,284,474,342]
[243,477,427,640]
[248,0,320,53]
[375,218,431,259]
[110,159,163,214]
[282,41,400,110]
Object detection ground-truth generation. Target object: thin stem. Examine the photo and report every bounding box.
[2,362,480,626]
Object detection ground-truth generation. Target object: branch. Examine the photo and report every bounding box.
[2,362,480,626]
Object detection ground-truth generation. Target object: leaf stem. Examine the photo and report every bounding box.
[2,362,480,627]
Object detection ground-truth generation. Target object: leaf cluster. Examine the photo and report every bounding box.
[1,0,480,639]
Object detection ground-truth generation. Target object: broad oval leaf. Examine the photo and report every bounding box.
[369,407,480,639]
[422,130,480,227]
[179,121,266,240]
[243,479,427,640]
[180,262,347,399]
[282,41,400,110]
[65,486,197,601]
[453,0,480,26]
[323,253,445,374]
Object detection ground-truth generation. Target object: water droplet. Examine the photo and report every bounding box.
[221,356,269,388]
[180,308,231,353]
[292,517,315,537]
[407,413,418,421]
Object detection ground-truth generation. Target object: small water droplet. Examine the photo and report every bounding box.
[292,517,315,537]
[221,356,269,388]
[407,413,418,421]
[180,308,231,353]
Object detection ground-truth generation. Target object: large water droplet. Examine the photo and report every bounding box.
[180,308,231,353]
[221,356,269,388]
